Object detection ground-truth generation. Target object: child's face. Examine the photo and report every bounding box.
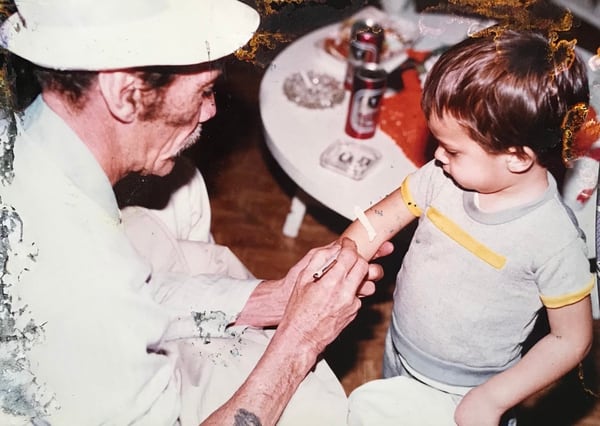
[429,115,511,194]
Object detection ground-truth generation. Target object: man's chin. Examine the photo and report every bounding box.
[180,124,203,153]
[147,159,176,177]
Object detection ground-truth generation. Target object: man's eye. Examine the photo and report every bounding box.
[201,87,215,98]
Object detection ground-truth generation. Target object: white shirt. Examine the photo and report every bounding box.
[1,96,259,425]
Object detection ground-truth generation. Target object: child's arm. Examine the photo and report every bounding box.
[455,296,593,426]
[341,186,417,260]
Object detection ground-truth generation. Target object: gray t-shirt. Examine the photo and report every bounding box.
[386,160,595,387]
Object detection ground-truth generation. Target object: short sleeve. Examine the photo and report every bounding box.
[537,237,595,308]
[400,160,447,216]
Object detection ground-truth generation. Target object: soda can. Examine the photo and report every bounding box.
[344,19,384,90]
[345,64,387,139]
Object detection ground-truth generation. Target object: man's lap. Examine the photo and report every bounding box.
[174,328,347,425]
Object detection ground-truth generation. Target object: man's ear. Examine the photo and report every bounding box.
[506,147,535,173]
[97,71,141,123]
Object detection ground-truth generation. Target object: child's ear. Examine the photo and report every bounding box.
[505,147,535,173]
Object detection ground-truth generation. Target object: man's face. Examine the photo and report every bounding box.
[136,67,222,176]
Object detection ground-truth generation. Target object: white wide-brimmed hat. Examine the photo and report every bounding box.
[0,0,260,70]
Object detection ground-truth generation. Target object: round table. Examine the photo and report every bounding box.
[259,10,494,236]
[259,23,412,236]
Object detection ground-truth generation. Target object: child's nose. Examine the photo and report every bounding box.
[434,146,448,164]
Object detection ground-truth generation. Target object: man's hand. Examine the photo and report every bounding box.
[236,238,392,326]
[358,240,393,297]
[372,240,394,261]
[276,238,371,354]
[206,238,390,425]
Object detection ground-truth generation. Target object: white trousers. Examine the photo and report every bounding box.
[174,328,347,425]
[348,365,517,426]
[348,376,461,426]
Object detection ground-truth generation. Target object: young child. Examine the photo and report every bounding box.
[343,29,594,426]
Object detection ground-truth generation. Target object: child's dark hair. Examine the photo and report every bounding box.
[421,29,589,168]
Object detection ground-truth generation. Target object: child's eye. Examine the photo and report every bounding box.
[440,146,458,156]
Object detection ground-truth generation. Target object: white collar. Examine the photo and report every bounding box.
[20,96,120,221]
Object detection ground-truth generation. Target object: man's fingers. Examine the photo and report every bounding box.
[366,263,384,282]
[342,254,369,293]
[357,281,376,298]
[339,236,358,248]
[372,241,394,260]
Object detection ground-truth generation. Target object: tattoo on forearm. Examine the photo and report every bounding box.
[234,409,262,426]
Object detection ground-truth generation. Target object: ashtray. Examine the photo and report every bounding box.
[283,70,345,109]
[320,140,381,180]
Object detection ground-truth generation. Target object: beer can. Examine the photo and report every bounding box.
[345,64,387,139]
[344,19,384,90]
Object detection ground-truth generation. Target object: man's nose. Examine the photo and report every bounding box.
[198,95,217,123]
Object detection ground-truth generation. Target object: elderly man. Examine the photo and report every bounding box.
[0,0,391,425]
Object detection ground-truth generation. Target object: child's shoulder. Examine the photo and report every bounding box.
[515,178,586,250]
[408,159,461,192]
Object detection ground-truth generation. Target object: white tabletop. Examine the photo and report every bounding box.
[259,25,412,220]
[259,11,500,220]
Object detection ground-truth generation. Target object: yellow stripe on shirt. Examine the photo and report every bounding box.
[540,275,595,308]
[400,176,422,217]
[426,206,506,269]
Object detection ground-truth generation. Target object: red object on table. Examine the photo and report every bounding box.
[379,67,432,167]
[405,48,431,64]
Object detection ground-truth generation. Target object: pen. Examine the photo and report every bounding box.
[312,251,340,281]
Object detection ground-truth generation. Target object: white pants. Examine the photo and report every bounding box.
[348,369,517,426]
[174,328,347,425]
[348,376,461,426]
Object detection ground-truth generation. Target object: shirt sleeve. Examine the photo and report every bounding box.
[536,237,595,308]
[400,159,446,216]
[149,272,261,340]
[13,235,184,426]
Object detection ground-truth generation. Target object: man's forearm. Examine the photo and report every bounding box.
[200,321,320,425]
[235,279,290,327]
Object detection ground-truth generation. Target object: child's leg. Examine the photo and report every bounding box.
[347,376,460,426]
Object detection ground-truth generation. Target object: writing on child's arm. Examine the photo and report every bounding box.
[341,187,416,260]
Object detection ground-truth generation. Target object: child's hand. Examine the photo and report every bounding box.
[454,386,506,426]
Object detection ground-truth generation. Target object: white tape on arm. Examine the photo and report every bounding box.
[354,205,377,242]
